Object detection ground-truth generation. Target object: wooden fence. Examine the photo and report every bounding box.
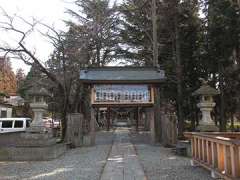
[184,132,240,180]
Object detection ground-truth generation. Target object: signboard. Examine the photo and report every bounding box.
[92,84,154,105]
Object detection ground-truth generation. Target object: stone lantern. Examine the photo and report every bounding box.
[192,79,220,132]
[27,86,50,133]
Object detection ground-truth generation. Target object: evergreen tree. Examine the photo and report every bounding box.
[201,0,240,131]
[67,0,121,66]
[119,0,153,65]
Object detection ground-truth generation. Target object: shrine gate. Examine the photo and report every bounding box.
[79,66,166,144]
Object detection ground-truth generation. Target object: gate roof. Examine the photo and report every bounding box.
[80,67,165,84]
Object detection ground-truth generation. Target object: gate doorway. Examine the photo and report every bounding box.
[96,107,150,131]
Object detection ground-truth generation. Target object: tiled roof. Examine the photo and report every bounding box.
[80,67,166,83]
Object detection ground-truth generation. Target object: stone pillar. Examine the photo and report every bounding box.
[66,113,83,147]
[90,107,96,145]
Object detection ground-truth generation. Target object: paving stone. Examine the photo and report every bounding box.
[100,128,146,180]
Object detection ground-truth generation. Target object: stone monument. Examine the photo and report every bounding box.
[192,78,220,132]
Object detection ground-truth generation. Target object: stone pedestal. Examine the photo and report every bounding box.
[0,142,66,161]
[0,131,66,161]
[20,132,55,146]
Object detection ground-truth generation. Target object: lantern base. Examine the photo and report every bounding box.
[196,124,219,132]
[26,125,51,134]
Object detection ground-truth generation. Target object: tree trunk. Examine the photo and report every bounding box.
[175,15,184,139]
[190,97,195,131]
[152,0,158,66]
[154,87,161,142]
[231,112,234,132]
[72,82,82,113]
[219,61,226,131]
[96,41,101,66]
[152,0,162,142]
[61,94,69,142]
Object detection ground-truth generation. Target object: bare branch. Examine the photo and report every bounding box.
[18,42,64,91]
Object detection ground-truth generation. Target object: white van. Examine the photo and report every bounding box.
[0,118,32,133]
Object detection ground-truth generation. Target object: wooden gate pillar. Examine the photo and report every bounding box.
[146,107,156,144]
[90,107,96,145]
[136,107,139,132]
[107,107,110,131]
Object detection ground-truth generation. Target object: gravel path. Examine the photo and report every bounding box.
[0,130,214,180]
[131,132,213,180]
[0,131,114,180]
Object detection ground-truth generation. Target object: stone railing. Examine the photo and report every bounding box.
[184,132,240,179]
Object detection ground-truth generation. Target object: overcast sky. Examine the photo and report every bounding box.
[0,0,75,74]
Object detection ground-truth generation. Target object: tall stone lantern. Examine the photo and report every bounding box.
[192,79,220,132]
[27,86,50,133]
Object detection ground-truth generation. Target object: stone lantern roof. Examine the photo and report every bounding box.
[192,79,219,96]
[27,86,51,97]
